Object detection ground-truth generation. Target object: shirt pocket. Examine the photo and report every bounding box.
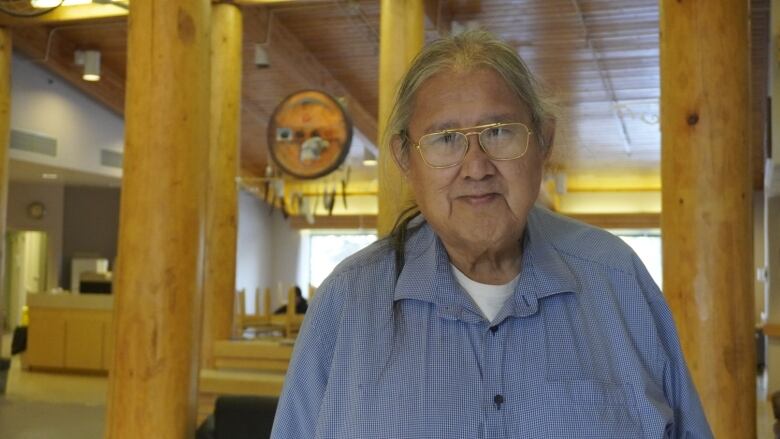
[543,379,643,439]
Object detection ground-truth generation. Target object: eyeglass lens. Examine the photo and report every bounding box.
[418,123,530,167]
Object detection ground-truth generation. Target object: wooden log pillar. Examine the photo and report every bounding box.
[767,194,780,396]
[201,3,242,369]
[765,0,780,405]
[376,0,424,236]
[660,1,753,437]
[105,1,210,438]
[0,29,10,353]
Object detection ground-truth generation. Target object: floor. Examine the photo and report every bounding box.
[0,334,106,439]
[0,333,776,438]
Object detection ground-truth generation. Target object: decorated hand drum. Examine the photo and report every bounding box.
[267,90,353,179]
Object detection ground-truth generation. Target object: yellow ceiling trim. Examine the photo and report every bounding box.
[564,172,662,192]
[0,3,127,27]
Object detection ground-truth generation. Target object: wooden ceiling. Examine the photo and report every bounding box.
[4,0,770,191]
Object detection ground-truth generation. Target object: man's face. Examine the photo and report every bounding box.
[400,68,547,254]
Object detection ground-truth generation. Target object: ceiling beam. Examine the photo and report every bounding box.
[12,25,125,115]
[0,4,127,27]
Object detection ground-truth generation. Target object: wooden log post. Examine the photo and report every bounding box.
[376,0,424,236]
[660,1,754,437]
[0,29,10,353]
[201,3,242,369]
[764,0,780,408]
[105,1,211,438]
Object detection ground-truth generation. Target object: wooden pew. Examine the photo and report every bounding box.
[197,339,295,423]
[198,286,311,422]
[212,339,293,372]
[198,369,286,424]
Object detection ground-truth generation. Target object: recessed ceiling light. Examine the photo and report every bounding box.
[42,173,58,180]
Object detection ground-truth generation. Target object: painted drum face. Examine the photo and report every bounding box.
[267,90,353,179]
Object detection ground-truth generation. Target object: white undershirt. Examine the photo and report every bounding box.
[450,264,520,323]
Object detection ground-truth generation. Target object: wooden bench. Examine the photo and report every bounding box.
[212,339,293,372]
[197,285,314,424]
[197,338,295,424]
[198,368,286,424]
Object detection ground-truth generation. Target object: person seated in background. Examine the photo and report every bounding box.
[273,286,308,315]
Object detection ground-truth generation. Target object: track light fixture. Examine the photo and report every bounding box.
[74,49,101,82]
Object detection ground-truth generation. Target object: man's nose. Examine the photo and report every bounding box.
[459,133,495,180]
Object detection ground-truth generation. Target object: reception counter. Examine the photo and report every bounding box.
[26,293,114,373]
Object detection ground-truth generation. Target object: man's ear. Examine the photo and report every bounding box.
[540,119,556,160]
[390,134,410,173]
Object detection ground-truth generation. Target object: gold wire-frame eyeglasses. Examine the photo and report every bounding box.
[406,122,533,169]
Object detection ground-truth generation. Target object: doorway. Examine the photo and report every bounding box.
[4,230,48,331]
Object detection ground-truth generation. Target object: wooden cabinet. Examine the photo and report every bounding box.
[102,320,114,370]
[26,294,114,373]
[64,317,106,371]
[26,310,66,368]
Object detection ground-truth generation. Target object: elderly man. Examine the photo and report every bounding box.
[272,31,712,438]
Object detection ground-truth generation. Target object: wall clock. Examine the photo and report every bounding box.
[267,90,353,179]
[26,201,45,220]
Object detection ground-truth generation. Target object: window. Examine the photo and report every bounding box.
[609,229,663,288]
[307,231,377,289]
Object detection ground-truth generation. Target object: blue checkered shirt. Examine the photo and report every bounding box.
[272,206,713,438]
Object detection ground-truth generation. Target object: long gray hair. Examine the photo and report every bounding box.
[385,30,555,276]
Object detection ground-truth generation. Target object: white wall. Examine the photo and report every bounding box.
[236,190,271,314]
[270,212,304,303]
[10,54,124,178]
[235,189,302,314]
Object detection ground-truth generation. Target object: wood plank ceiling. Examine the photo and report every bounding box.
[5,0,770,192]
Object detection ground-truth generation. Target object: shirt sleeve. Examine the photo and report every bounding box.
[270,274,345,438]
[633,255,714,438]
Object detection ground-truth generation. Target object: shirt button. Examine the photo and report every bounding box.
[489,326,498,334]
[494,394,504,408]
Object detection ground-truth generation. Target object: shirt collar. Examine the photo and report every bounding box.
[507,207,581,318]
[393,222,444,305]
[393,206,580,318]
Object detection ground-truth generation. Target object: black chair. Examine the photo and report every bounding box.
[11,326,27,355]
[0,357,10,395]
[196,395,279,439]
[757,328,766,374]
